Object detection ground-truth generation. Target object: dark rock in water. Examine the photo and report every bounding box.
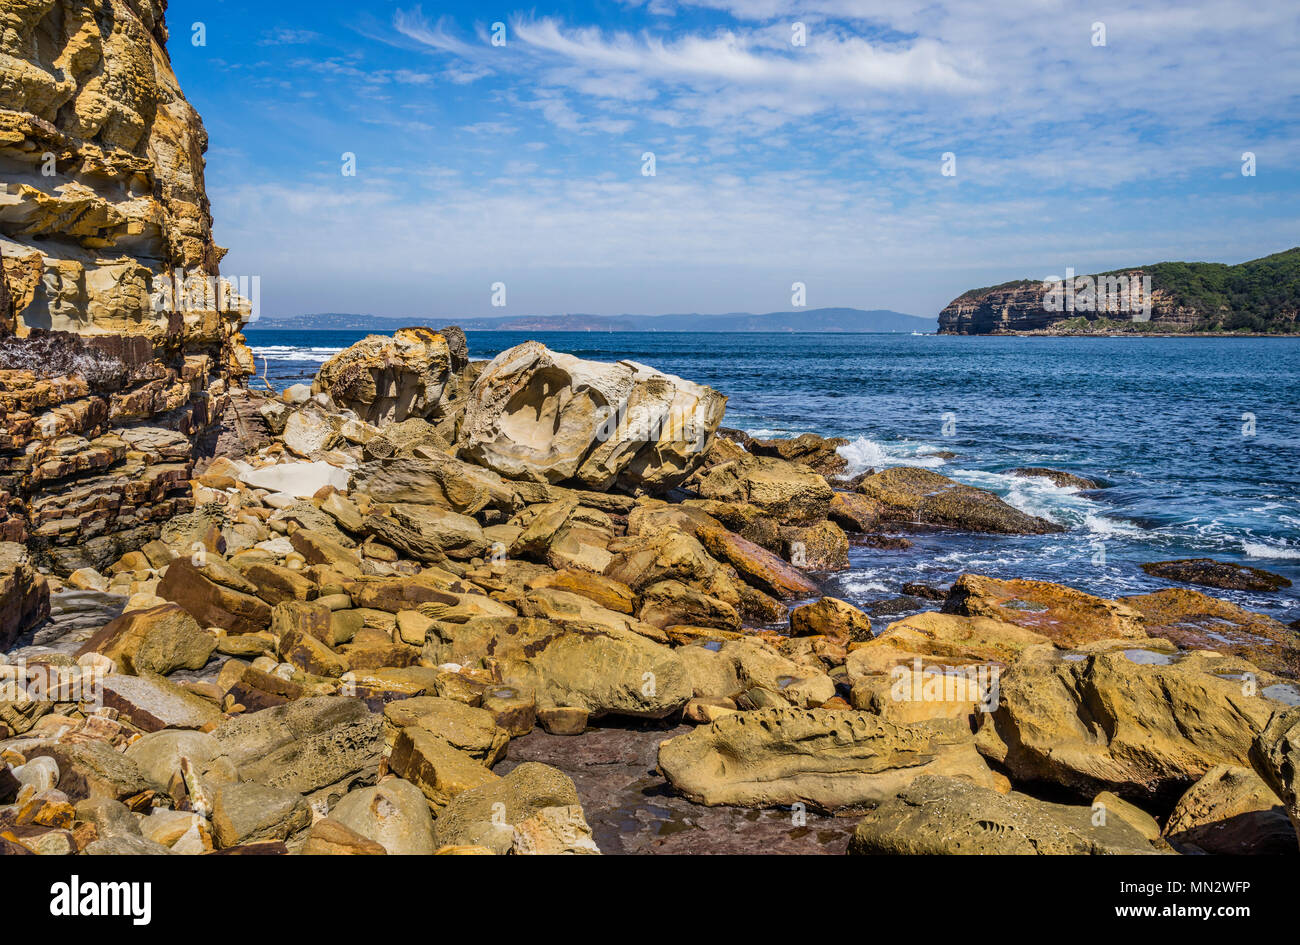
[1141,557,1291,592]
[901,581,947,601]
[865,596,926,618]
[1010,467,1102,489]
[856,467,1064,535]
[856,534,913,550]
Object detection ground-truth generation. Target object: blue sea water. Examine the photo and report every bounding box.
[245,329,1300,624]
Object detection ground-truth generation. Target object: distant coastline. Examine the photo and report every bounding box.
[247,307,937,334]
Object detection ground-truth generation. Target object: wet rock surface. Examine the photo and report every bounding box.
[499,724,855,854]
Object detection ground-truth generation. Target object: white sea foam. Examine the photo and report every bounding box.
[1242,540,1300,560]
[250,345,342,363]
[836,436,948,475]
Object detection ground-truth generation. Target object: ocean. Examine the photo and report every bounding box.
[245,329,1300,624]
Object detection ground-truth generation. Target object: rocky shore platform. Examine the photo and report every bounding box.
[3,326,1299,856]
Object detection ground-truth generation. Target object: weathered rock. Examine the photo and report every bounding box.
[0,0,254,569]
[855,467,1063,534]
[695,523,819,599]
[211,781,311,848]
[657,707,1003,811]
[300,817,387,855]
[100,673,222,732]
[692,454,833,525]
[847,776,1159,855]
[351,453,521,517]
[638,580,740,631]
[1250,706,1300,849]
[22,741,146,802]
[748,433,848,476]
[979,647,1294,802]
[281,408,338,457]
[365,503,487,562]
[779,521,849,571]
[828,491,882,532]
[845,611,1050,678]
[77,602,214,675]
[511,805,601,854]
[943,574,1146,646]
[850,664,991,725]
[0,542,49,649]
[330,778,437,855]
[388,726,499,809]
[73,797,142,840]
[530,569,637,615]
[156,557,273,636]
[1163,764,1297,854]
[431,761,583,854]
[315,327,464,426]
[238,461,350,499]
[789,597,871,644]
[429,617,691,720]
[382,696,509,763]
[239,561,317,606]
[123,730,227,792]
[460,341,725,492]
[84,835,174,855]
[210,697,383,796]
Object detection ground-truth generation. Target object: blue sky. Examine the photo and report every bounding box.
[170,0,1300,320]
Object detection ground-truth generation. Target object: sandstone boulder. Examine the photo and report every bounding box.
[0,542,49,649]
[431,761,584,854]
[943,574,1146,647]
[847,776,1159,855]
[657,707,1003,811]
[210,697,383,796]
[428,617,691,719]
[979,647,1294,802]
[692,454,833,525]
[156,556,274,636]
[459,341,725,492]
[387,726,499,809]
[315,327,466,426]
[211,781,312,849]
[77,602,215,675]
[1163,764,1297,854]
[330,778,437,855]
[239,461,351,499]
[351,453,522,517]
[1250,707,1300,849]
[845,611,1050,678]
[789,597,871,643]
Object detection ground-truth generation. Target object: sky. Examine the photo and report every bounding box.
[169,0,1300,321]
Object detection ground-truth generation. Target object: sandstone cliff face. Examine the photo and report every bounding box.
[0,0,253,579]
[938,272,1200,334]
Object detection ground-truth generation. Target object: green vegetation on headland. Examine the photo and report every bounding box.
[941,247,1300,335]
[1140,247,1300,333]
